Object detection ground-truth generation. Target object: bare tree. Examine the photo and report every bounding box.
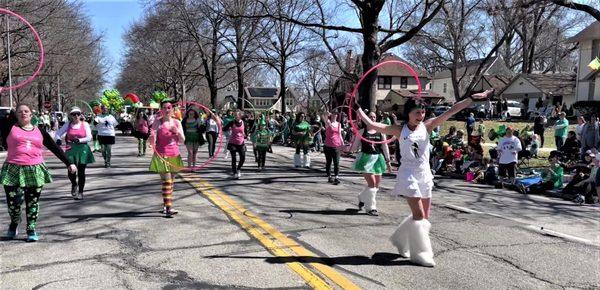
[221,0,266,109]
[235,0,444,111]
[257,0,312,112]
[0,0,107,110]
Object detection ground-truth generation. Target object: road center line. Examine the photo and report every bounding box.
[179,173,361,290]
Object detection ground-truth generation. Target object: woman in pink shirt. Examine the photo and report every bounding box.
[55,107,94,200]
[223,111,247,179]
[1,104,76,242]
[134,111,150,157]
[321,110,344,185]
[149,100,185,218]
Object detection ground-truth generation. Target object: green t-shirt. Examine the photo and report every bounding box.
[251,129,272,148]
[542,163,564,189]
[554,118,569,138]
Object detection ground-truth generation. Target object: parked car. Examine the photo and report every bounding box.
[0,107,12,119]
[505,100,522,119]
[432,105,451,116]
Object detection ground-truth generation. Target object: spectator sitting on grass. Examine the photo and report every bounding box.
[443,126,457,144]
[452,129,466,149]
[563,152,598,204]
[559,131,580,161]
[471,157,491,184]
[519,153,564,195]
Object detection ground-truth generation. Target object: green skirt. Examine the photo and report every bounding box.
[352,153,387,175]
[66,143,95,165]
[184,132,204,146]
[1,163,52,187]
[149,154,184,173]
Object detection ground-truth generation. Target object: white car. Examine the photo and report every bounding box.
[505,100,522,119]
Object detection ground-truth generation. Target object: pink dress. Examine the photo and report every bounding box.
[154,120,182,157]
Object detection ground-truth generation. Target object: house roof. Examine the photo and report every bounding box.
[433,56,501,79]
[376,54,430,78]
[499,73,576,96]
[384,89,443,100]
[246,87,279,99]
[482,75,512,92]
[567,21,600,43]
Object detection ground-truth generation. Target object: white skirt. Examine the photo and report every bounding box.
[392,166,434,198]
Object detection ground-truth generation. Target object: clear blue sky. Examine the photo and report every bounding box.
[81,0,145,88]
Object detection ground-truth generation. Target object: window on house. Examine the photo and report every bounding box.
[378,76,391,89]
[443,83,447,93]
[400,77,408,89]
[593,40,600,59]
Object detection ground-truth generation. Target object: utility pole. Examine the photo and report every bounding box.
[5,13,13,108]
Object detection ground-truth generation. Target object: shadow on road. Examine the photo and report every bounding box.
[61,211,163,220]
[207,252,413,266]
[279,208,366,216]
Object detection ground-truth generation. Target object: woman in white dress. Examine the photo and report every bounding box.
[356,89,494,267]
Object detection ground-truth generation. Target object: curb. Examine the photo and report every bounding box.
[442,204,598,248]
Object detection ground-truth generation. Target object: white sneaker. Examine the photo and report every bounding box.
[237,170,242,178]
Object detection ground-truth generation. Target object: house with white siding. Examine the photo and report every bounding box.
[568,21,600,101]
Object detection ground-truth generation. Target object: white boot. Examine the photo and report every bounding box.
[408,219,436,267]
[303,153,311,168]
[365,187,378,211]
[390,215,412,258]
[294,154,302,168]
[357,187,369,210]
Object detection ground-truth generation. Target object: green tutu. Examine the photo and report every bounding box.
[1,163,52,187]
[149,154,184,173]
[184,132,204,146]
[66,143,95,165]
[352,153,387,175]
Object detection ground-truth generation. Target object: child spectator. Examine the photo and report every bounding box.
[521,153,564,195]
[529,134,540,158]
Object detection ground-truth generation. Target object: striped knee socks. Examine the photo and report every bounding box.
[162,179,174,210]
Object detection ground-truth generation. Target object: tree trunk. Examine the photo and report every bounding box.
[280,64,287,113]
[359,9,380,112]
[236,60,244,109]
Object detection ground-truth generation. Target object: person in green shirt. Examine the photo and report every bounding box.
[554,112,569,150]
[251,117,272,171]
[292,112,312,168]
[526,153,564,195]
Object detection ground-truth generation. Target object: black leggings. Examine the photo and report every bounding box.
[295,144,308,155]
[324,146,340,177]
[206,131,218,157]
[257,147,268,168]
[4,185,42,232]
[68,164,88,193]
[228,144,246,173]
[528,180,554,195]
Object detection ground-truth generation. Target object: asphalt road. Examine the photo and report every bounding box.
[0,136,598,289]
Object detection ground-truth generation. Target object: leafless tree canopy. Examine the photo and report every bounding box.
[0,0,107,110]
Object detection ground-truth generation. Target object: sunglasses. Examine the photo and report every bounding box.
[71,112,81,116]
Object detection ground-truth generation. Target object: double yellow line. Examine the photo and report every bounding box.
[179,173,360,290]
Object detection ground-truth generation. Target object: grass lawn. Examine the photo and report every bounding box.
[440,119,577,169]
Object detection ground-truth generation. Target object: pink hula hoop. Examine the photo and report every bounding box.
[152,101,224,172]
[0,8,45,93]
[347,60,421,145]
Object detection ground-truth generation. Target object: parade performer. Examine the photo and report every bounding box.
[55,107,95,200]
[321,110,344,185]
[350,110,391,216]
[94,105,118,168]
[182,108,205,168]
[292,112,312,168]
[1,104,77,242]
[149,100,185,218]
[134,111,150,156]
[251,117,273,171]
[205,110,219,158]
[222,110,235,160]
[90,115,101,152]
[358,89,494,267]
[223,111,247,179]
